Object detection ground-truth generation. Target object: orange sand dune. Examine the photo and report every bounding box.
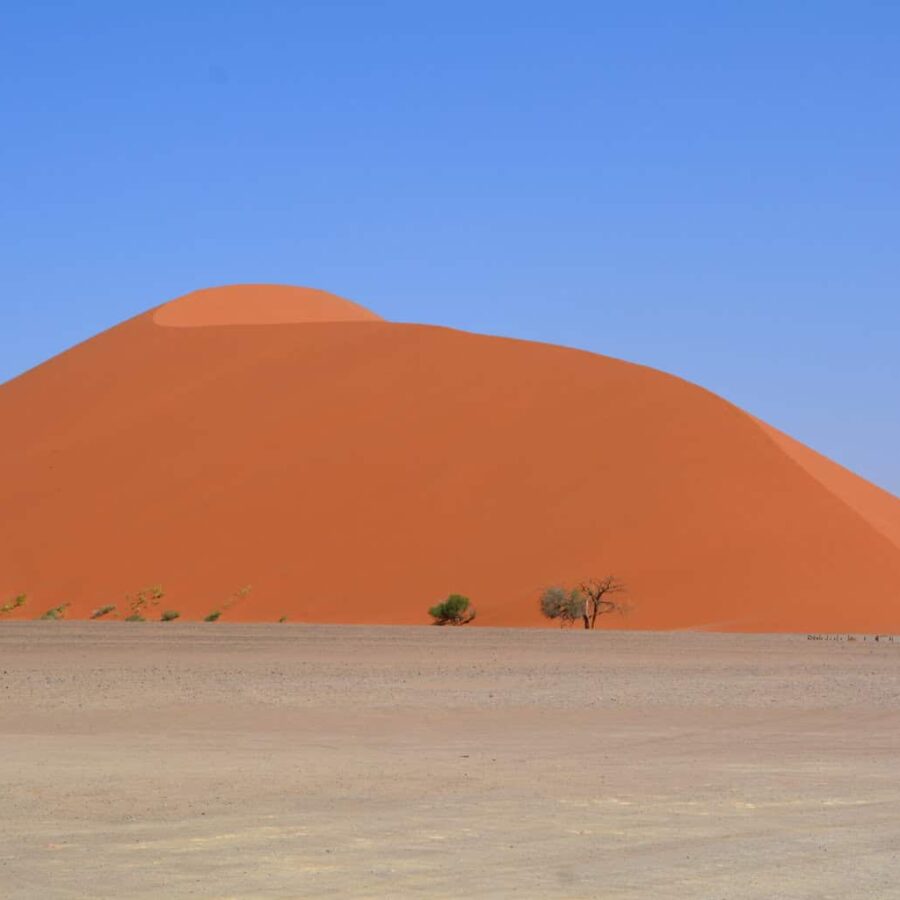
[1,285,898,631]
[755,419,900,552]
[153,284,383,326]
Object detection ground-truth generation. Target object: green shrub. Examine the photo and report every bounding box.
[204,610,222,622]
[39,603,70,621]
[278,615,288,623]
[124,614,145,622]
[1,594,28,615]
[428,594,476,626]
[160,610,180,622]
[91,604,117,619]
[539,586,584,626]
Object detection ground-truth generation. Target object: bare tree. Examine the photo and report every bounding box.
[539,577,627,630]
[577,577,626,629]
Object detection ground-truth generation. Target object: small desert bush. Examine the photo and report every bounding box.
[539,586,583,626]
[278,615,288,623]
[204,610,222,622]
[91,604,116,619]
[39,603,70,621]
[428,594,476,626]
[160,610,180,622]
[1,594,28,615]
[125,584,165,619]
[124,613,145,622]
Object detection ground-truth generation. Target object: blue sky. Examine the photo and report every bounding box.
[2,2,898,494]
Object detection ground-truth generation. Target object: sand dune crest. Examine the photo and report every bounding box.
[153,284,383,327]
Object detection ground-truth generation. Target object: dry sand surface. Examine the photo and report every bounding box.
[3,623,899,898]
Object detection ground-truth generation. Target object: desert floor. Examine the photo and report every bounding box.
[2,624,899,899]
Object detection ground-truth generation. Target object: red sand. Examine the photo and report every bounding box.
[1,284,898,631]
[153,284,383,326]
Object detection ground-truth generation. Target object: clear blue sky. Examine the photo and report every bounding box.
[2,2,898,494]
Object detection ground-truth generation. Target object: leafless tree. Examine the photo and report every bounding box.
[577,577,626,629]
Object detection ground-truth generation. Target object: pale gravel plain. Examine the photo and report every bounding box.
[2,623,899,899]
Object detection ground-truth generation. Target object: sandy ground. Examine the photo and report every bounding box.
[2,624,899,899]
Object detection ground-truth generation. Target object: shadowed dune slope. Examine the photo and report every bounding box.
[754,420,900,552]
[1,285,898,631]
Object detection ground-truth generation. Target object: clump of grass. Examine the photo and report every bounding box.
[1,594,28,615]
[160,609,180,622]
[222,584,253,612]
[91,604,117,619]
[124,613,145,622]
[204,610,222,622]
[125,584,164,619]
[278,615,288,623]
[39,603,70,621]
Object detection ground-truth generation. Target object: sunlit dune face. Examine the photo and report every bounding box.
[152,284,384,327]
[2,284,899,632]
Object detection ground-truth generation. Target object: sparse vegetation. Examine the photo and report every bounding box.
[91,604,117,619]
[539,586,584,625]
[540,577,627,629]
[807,633,895,643]
[222,584,252,612]
[160,609,180,622]
[1,594,28,615]
[278,615,288,623]
[204,610,222,622]
[125,585,164,620]
[428,594,476,626]
[39,603,70,621]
